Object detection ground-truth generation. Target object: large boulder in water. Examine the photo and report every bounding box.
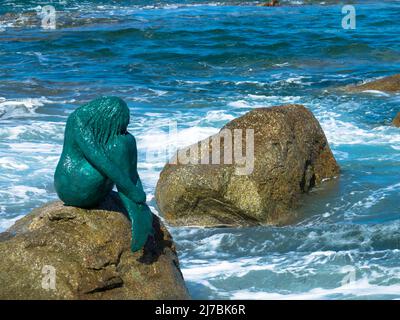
[393,112,400,127]
[346,74,400,93]
[0,193,190,300]
[155,104,339,227]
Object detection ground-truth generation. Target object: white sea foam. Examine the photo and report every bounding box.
[279,76,310,85]
[246,94,268,100]
[203,110,235,122]
[7,142,61,154]
[233,80,265,86]
[0,122,65,140]
[231,278,400,300]
[0,215,25,231]
[0,96,54,119]
[361,90,391,97]
[228,100,252,109]
[0,126,26,140]
[274,62,290,67]
[0,186,47,204]
[138,125,217,154]
[0,157,29,171]
[180,238,400,299]
[182,251,360,284]
[148,88,168,96]
[228,95,303,109]
[319,117,400,148]
[92,2,223,15]
[143,112,163,117]
[136,123,218,179]
[177,80,212,85]
[183,257,274,281]
[332,150,349,160]
[347,182,400,216]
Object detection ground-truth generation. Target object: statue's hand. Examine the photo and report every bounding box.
[131,203,154,252]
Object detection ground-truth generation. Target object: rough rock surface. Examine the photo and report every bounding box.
[0,192,190,300]
[393,112,400,127]
[155,104,340,227]
[346,74,400,93]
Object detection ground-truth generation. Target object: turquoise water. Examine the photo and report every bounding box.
[0,0,400,299]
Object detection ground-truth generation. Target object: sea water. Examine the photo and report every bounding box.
[0,0,399,299]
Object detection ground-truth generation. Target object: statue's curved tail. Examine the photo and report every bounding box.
[119,192,154,252]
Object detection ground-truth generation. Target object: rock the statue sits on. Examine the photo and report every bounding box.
[0,193,190,300]
[54,96,153,252]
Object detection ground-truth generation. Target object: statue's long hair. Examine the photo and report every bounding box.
[78,96,130,145]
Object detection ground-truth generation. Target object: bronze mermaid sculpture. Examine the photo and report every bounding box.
[54,96,153,252]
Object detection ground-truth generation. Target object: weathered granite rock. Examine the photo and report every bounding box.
[346,74,400,93]
[0,192,190,300]
[155,104,340,227]
[393,112,400,127]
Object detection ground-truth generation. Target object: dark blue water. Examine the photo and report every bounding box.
[0,0,400,299]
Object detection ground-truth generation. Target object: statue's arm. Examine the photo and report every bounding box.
[130,135,144,191]
[136,176,143,190]
[75,128,146,204]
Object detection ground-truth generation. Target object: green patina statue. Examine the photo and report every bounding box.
[54,96,153,252]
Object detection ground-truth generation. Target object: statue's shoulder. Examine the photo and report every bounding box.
[64,110,83,137]
[125,132,137,145]
[66,107,84,125]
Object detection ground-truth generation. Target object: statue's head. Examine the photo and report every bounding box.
[82,96,130,144]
